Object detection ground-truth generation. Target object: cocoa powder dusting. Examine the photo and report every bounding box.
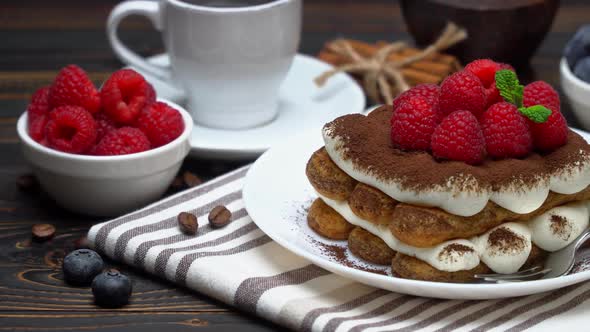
[438,243,474,263]
[550,215,572,240]
[487,227,525,255]
[325,105,590,193]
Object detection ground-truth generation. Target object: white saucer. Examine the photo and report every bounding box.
[243,127,590,300]
[127,54,365,160]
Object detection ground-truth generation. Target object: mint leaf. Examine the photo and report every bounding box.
[495,69,524,108]
[495,70,519,103]
[514,85,524,108]
[519,105,552,123]
[495,69,550,123]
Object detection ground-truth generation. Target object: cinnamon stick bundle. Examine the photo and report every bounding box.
[317,39,463,103]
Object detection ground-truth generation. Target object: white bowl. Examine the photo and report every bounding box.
[560,57,590,130]
[17,99,193,217]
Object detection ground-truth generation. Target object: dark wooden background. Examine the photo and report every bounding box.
[1,0,589,330]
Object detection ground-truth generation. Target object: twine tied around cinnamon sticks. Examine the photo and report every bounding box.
[314,22,468,104]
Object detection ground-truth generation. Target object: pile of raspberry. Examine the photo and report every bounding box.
[26,65,184,156]
[390,59,568,165]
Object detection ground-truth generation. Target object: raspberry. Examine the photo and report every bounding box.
[94,112,118,142]
[431,110,486,165]
[522,81,566,151]
[29,114,49,145]
[48,65,100,114]
[481,102,532,158]
[523,81,560,113]
[485,83,503,107]
[28,87,50,118]
[392,84,440,110]
[390,96,438,151]
[465,59,499,87]
[27,87,51,143]
[145,81,156,104]
[439,71,487,118]
[465,59,514,107]
[136,102,184,147]
[45,106,97,153]
[100,69,156,125]
[529,110,568,152]
[92,127,150,156]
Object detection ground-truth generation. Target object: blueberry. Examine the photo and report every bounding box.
[564,25,590,69]
[92,269,132,308]
[62,249,104,286]
[574,57,590,83]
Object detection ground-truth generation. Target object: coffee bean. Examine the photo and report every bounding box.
[32,223,56,242]
[178,212,198,235]
[183,171,202,188]
[170,175,184,190]
[208,205,232,229]
[17,174,38,191]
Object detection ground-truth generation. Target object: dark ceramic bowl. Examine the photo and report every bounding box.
[400,0,560,66]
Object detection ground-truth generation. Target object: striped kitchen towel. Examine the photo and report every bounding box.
[88,165,590,332]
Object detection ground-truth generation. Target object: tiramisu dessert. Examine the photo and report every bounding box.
[306,59,590,282]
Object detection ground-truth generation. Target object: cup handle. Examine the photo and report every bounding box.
[107,0,171,81]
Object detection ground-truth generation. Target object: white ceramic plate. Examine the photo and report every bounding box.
[128,54,365,160]
[243,127,590,300]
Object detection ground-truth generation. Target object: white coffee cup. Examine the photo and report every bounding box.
[107,0,302,130]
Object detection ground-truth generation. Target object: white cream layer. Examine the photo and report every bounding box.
[323,127,590,217]
[318,193,590,273]
[528,201,590,251]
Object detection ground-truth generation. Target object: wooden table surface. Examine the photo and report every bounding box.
[1,0,589,330]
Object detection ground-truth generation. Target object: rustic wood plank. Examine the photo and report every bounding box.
[0,311,278,331]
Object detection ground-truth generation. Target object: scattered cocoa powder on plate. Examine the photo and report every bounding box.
[312,239,386,275]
